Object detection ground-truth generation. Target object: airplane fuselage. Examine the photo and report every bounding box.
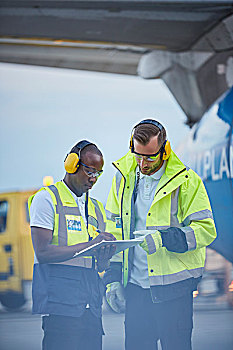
[176,87,233,262]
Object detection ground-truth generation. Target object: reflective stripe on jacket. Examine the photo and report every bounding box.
[105,150,217,297]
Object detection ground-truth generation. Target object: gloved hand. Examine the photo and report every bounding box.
[140,231,162,255]
[106,282,125,313]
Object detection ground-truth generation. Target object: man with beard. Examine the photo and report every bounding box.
[104,120,216,350]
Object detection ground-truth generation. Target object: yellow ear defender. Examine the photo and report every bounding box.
[129,119,171,160]
[161,140,171,160]
[129,134,134,151]
[64,140,93,174]
[64,153,80,173]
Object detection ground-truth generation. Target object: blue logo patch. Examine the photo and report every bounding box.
[67,219,82,231]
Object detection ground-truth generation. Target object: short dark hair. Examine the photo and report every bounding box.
[133,123,166,147]
[70,143,102,159]
[80,144,102,158]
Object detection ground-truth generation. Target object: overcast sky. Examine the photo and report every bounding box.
[0,62,189,203]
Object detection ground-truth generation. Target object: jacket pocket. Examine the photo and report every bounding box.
[48,265,83,306]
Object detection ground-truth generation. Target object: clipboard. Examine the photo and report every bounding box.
[73,236,144,258]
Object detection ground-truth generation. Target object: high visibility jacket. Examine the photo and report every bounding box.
[105,150,217,301]
[28,181,106,317]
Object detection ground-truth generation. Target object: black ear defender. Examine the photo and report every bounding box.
[129,119,171,160]
[64,140,94,173]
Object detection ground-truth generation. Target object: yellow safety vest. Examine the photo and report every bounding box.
[29,181,106,268]
[105,150,217,288]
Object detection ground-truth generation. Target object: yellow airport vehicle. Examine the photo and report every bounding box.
[0,190,36,310]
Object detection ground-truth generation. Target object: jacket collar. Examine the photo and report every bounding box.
[55,181,87,206]
[113,150,137,177]
[113,150,187,180]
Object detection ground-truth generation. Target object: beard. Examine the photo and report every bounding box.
[140,160,163,176]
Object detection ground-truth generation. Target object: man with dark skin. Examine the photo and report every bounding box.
[29,141,116,350]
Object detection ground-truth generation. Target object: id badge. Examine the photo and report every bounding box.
[115,217,122,228]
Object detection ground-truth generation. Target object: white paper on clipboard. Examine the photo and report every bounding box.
[73,236,145,258]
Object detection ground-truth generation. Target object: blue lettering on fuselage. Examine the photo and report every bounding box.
[190,143,233,181]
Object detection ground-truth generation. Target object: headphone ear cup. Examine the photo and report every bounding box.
[64,153,80,173]
[162,140,171,160]
[129,135,134,152]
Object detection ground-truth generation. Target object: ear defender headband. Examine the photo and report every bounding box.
[129,119,171,160]
[64,140,94,174]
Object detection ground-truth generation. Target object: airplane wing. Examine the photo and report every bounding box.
[0,0,233,125]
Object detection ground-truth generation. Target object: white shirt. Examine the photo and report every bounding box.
[129,161,166,288]
[30,181,87,229]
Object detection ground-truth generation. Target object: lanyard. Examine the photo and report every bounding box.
[85,191,92,241]
[133,168,141,202]
[85,191,95,269]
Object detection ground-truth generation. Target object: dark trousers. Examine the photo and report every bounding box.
[125,283,193,350]
[42,309,103,350]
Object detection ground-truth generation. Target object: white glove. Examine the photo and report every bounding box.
[106,282,125,313]
[140,231,163,255]
[133,230,155,238]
